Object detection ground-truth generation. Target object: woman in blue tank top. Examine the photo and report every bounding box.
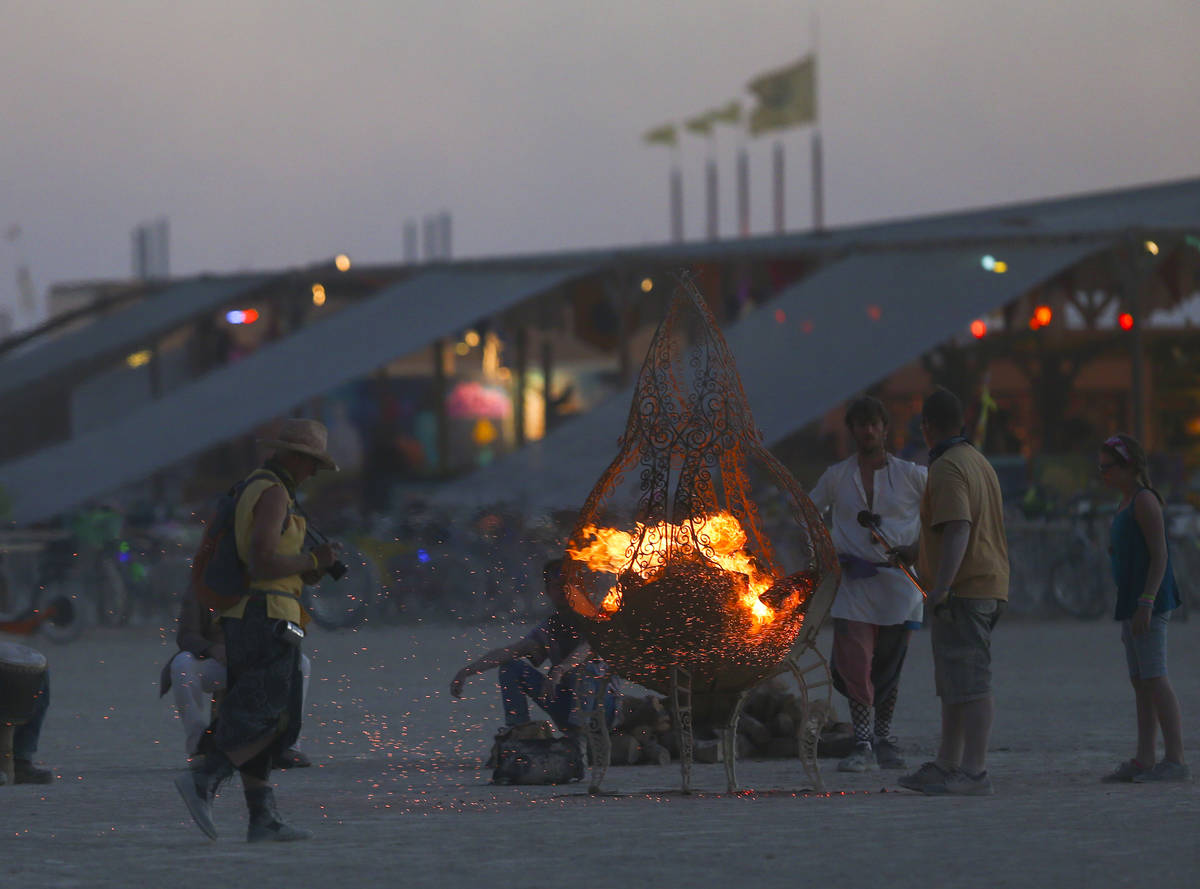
[1098,433,1187,783]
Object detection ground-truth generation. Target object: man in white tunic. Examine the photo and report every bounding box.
[809,396,927,772]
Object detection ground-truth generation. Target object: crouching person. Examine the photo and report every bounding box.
[450,560,619,744]
[174,419,338,842]
[161,579,312,769]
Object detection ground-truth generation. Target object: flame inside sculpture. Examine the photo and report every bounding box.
[561,275,839,716]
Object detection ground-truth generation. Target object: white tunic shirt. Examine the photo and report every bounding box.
[809,453,928,626]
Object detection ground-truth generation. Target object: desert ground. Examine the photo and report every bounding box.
[2,616,1198,888]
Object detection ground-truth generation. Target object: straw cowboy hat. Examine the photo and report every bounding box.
[257,418,339,471]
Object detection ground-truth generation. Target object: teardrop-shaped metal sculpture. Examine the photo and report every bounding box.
[562,274,839,792]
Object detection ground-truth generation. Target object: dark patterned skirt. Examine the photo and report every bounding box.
[207,598,303,755]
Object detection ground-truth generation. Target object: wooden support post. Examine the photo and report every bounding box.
[541,338,553,434]
[514,327,527,447]
[432,338,450,476]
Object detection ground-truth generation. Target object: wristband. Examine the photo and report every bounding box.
[1138,596,1156,607]
[310,551,320,571]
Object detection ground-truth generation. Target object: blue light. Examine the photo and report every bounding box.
[226,310,246,324]
[980,255,996,272]
[417,549,431,564]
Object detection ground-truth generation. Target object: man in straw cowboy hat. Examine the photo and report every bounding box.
[175,418,340,842]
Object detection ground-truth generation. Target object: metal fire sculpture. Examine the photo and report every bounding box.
[562,274,839,793]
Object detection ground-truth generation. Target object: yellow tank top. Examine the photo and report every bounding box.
[223,470,308,626]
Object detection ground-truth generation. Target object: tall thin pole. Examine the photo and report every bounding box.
[811,130,825,231]
[810,11,824,232]
[670,166,683,242]
[705,158,719,240]
[737,147,750,238]
[772,142,785,234]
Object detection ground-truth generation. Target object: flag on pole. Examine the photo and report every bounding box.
[684,112,714,137]
[747,55,816,136]
[643,123,679,147]
[709,100,742,126]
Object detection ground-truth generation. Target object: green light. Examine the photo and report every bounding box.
[981,255,996,271]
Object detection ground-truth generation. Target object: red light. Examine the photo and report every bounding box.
[801,319,814,334]
[866,305,882,321]
[242,308,260,324]
[970,319,986,339]
[1028,317,1041,331]
[774,309,786,324]
[1118,312,1134,331]
[1033,305,1052,326]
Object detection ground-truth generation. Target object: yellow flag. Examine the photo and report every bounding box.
[643,123,678,147]
[747,55,816,136]
[709,100,742,126]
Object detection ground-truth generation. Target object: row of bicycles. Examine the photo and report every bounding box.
[5,492,1196,643]
[0,504,570,642]
[1008,493,1197,620]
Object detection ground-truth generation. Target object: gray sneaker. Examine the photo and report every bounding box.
[1101,759,1149,783]
[837,741,877,773]
[898,760,950,792]
[874,737,907,770]
[173,770,219,841]
[1131,760,1191,783]
[927,768,994,796]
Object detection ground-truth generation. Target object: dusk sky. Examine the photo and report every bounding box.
[3,0,1199,325]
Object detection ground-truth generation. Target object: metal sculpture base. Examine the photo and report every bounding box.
[667,666,747,794]
[776,645,833,792]
[584,704,611,794]
[581,649,830,796]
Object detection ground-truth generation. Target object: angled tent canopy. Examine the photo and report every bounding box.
[430,241,1114,511]
[0,267,587,524]
[0,273,275,402]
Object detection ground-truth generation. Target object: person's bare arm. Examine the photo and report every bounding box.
[450,636,540,697]
[929,519,971,607]
[1131,490,1168,636]
[543,644,595,695]
[246,486,336,581]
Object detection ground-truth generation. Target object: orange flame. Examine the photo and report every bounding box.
[566,511,779,630]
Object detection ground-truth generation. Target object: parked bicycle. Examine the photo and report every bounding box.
[1046,494,1117,619]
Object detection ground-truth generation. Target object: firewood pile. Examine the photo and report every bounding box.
[609,681,856,765]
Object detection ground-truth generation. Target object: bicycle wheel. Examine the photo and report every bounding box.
[36,588,93,644]
[1048,553,1110,619]
[301,548,377,630]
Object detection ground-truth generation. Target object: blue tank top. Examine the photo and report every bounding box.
[1108,489,1179,621]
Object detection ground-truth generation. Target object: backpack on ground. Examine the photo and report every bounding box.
[490,721,584,785]
[190,470,276,612]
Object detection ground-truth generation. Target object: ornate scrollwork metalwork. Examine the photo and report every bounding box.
[562,272,839,724]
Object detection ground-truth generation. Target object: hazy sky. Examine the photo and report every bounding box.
[3,0,1199,322]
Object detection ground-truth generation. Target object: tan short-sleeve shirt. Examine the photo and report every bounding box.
[918,444,1009,600]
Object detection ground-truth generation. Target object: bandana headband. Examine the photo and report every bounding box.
[1104,435,1131,464]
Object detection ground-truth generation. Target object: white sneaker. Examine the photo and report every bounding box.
[837,741,877,772]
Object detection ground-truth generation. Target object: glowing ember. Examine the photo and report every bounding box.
[566,510,780,630]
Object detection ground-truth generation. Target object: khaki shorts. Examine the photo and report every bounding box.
[930,597,1005,704]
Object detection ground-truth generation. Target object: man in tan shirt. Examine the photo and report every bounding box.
[898,387,1008,796]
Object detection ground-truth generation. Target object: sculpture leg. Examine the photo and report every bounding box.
[585,703,611,794]
[670,665,694,795]
[788,646,832,792]
[721,691,749,793]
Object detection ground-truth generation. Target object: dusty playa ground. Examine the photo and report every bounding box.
[3,617,1198,888]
